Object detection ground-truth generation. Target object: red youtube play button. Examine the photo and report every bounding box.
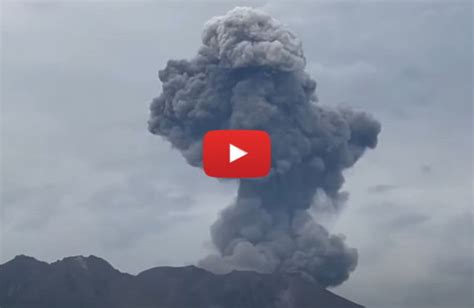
[203,130,271,178]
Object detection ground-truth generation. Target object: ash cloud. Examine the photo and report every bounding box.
[149,7,381,287]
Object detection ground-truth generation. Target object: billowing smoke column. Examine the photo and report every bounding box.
[149,7,381,287]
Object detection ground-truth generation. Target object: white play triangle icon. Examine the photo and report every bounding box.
[229,144,247,163]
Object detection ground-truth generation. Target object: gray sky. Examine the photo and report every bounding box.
[1,1,473,308]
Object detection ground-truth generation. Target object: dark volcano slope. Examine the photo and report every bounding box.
[0,255,364,308]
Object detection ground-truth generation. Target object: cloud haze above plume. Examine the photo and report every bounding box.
[148,7,380,287]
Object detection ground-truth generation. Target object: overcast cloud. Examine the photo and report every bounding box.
[1,1,472,308]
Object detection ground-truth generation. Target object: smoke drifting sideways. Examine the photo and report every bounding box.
[149,7,381,287]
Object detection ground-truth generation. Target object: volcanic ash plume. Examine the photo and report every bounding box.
[149,7,381,287]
